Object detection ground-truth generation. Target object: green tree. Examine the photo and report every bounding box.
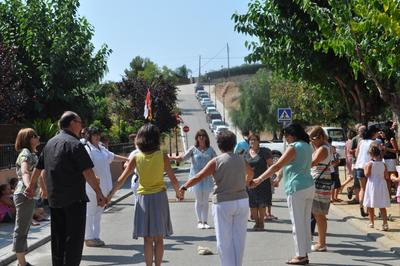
[175,65,191,79]
[232,0,385,124]
[298,0,400,118]
[0,42,27,123]
[0,0,111,121]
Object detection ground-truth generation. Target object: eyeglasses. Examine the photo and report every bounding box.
[32,134,39,139]
[311,136,320,141]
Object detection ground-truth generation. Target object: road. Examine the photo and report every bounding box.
[13,83,400,266]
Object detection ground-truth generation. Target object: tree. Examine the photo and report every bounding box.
[0,42,27,123]
[298,0,400,119]
[232,0,386,124]
[175,65,191,79]
[0,0,111,121]
[116,76,178,132]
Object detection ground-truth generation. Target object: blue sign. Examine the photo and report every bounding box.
[277,108,292,122]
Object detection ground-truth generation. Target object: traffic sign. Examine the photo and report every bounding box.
[277,108,292,122]
[183,125,190,133]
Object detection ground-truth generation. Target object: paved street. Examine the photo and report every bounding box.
[8,83,400,265]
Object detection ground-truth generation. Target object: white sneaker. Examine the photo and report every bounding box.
[203,223,211,229]
[197,223,204,229]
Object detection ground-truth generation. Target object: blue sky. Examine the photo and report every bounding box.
[78,1,253,82]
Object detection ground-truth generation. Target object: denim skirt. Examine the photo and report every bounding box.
[133,190,173,239]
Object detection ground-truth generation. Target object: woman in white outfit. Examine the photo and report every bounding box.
[179,130,253,266]
[169,129,216,229]
[84,128,128,247]
[354,126,379,217]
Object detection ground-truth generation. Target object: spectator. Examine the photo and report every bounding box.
[84,127,128,247]
[381,129,398,199]
[13,128,45,266]
[25,111,107,266]
[308,126,332,252]
[80,127,88,144]
[234,129,250,155]
[328,138,341,203]
[354,125,379,217]
[253,123,314,265]
[364,145,390,231]
[0,184,15,223]
[348,124,366,204]
[9,177,18,193]
[108,123,182,266]
[244,133,273,231]
[341,129,357,198]
[179,130,253,266]
[169,129,217,229]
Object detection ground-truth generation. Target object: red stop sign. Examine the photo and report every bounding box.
[183,125,189,133]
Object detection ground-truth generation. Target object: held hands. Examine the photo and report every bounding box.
[24,185,35,199]
[250,177,263,188]
[96,192,108,208]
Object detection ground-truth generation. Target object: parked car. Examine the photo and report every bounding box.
[206,106,216,114]
[195,84,204,93]
[200,97,211,104]
[214,125,229,136]
[201,102,215,110]
[207,111,222,122]
[196,91,208,99]
[209,119,225,132]
[322,126,346,161]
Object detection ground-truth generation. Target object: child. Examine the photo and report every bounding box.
[108,124,182,266]
[390,173,400,203]
[363,145,391,231]
[0,184,16,223]
[328,138,342,202]
[8,177,18,194]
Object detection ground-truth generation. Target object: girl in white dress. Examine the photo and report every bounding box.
[363,145,390,231]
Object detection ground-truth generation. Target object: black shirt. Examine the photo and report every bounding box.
[37,130,94,208]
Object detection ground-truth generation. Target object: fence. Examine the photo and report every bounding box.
[0,142,133,170]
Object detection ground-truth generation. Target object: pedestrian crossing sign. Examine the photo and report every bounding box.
[277,108,292,122]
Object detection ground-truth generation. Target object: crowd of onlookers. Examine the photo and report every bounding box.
[2,114,400,266]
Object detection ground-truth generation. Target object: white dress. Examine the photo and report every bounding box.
[363,161,390,208]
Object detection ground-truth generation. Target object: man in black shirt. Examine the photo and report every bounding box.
[25,111,107,266]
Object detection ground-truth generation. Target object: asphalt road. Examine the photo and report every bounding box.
[11,83,400,266]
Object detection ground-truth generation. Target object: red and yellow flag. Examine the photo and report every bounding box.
[143,89,152,120]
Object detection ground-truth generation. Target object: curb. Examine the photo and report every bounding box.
[329,204,400,256]
[0,190,133,266]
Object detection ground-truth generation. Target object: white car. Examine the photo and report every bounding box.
[206,106,216,114]
[209,119,224,132]
[200,98,211,104]
[214,125,229,136]
[322,127,346,160]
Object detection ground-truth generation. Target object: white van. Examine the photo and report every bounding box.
[322,127,346,159]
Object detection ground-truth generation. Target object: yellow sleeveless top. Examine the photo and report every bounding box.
[136,150,165,195]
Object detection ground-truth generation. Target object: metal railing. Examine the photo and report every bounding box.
[0,144,17,170]
[0,142,133,170]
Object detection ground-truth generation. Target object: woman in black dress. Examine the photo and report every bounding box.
[244,133,273,230]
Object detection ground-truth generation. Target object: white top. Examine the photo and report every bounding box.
[85,142,115,195]
[355,139,374,169]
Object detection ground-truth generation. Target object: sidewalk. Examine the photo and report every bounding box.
[330,167,400,255]
[0,184,134,266]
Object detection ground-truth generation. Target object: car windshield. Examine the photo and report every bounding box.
[327,129,345,142]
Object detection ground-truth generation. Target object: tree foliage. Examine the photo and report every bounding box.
[116,76,178,132]
[232,0,387,124]
[0,42,27,123]
[0,0,111,121]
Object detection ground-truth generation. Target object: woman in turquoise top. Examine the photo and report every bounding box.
[253,123,314,265]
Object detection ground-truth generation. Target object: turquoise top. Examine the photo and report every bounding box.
[283,141,314,195]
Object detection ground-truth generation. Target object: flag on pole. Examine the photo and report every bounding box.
[143,89,152,120]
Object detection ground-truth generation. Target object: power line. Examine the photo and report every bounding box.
[200,45,226,69]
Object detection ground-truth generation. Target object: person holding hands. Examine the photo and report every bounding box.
[108,123,182,266]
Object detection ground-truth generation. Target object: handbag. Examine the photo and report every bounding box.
[314,164,332,191]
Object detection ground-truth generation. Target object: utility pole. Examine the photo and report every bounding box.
[198,55,201,83]
[227,43,230,79]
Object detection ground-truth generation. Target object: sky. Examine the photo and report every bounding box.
[78,1,254,82]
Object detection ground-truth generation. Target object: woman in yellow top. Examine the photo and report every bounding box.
[108,123,182,266]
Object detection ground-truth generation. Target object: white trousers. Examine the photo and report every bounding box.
[213,198,249,266]
[194,189,210,222]
[287,186,315,257]
[85,192,104,240]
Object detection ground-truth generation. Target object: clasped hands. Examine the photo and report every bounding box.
[247,176,280,189]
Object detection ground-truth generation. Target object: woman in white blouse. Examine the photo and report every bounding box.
[84,127,128,247]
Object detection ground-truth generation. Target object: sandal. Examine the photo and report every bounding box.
[382,224,389,231]
[286,256,309,265]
